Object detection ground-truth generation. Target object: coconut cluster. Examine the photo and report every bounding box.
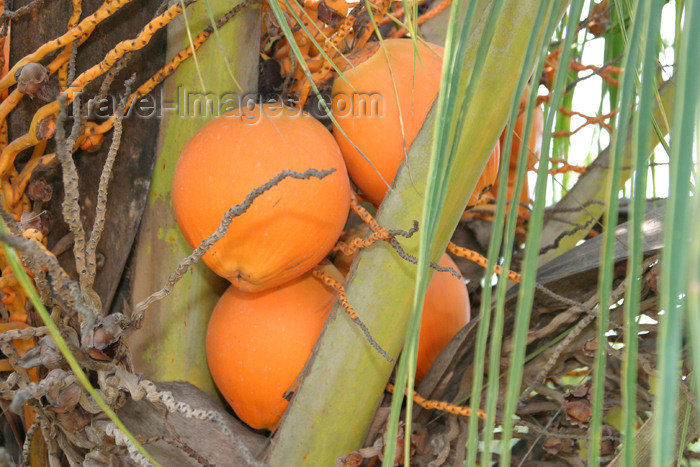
[172,39,474,431]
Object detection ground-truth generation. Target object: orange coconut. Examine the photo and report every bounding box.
[416,253,470,382]
[332,246,469,382]
[331,39,444,205]
[465,139,501,210]
[206,268,336,431]
[462,99,544,221]
[172,103,351,292]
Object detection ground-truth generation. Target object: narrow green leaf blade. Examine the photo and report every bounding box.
[621,2,663,465]
[654,1,700,464]
[499,2,585,465]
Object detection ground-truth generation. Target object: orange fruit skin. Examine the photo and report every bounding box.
[462,101,544,221]
[417,253,470,383]
[465,139,501,209]
[331,39,444,206]
[172,103,351,292]
[503,103,544,172]
[206,272,334,431]
[332,246,468,382]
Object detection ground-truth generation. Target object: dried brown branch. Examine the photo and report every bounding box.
[83,75,135,310]
[54,96,96,314]
[0,0,50,21]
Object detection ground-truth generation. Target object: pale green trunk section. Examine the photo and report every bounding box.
[538,78,675,264]
[268,0,551,463]
[127,1,261,400]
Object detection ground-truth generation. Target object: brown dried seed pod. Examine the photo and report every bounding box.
[46,381,82,413]
[568,382,592,399]
[20,212,43,232]
[317,0,347,28]
[27,177,54,203]
[15,62,54,102]
[542,436,576,456]
[38,335,68,370]
[600,425,620,459]
[341,452,363,466]
[56,405,91,432]
[564,399,592,427]
[82,313,130,361]
[42,369,80,412]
